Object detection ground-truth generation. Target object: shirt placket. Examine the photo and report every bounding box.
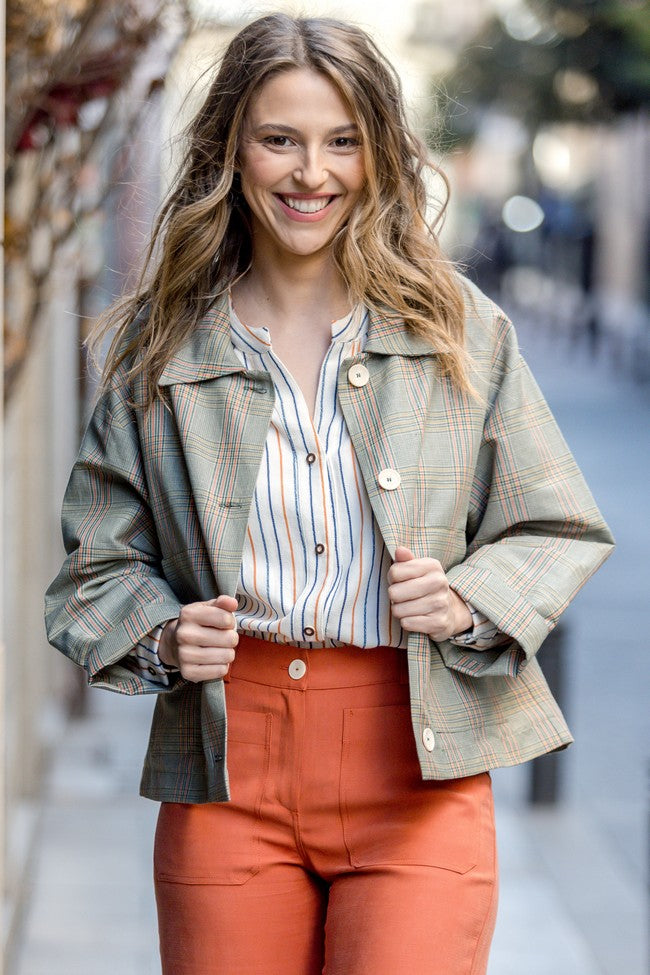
[307,332,360,644]
[265,353,331,644]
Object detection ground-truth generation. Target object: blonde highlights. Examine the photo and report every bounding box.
[89,13,469,407]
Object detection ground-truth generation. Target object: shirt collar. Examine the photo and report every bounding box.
[228,297,368,357]
[158,292,439,387]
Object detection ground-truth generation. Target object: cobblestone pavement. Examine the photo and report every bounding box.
[9,319,648,975]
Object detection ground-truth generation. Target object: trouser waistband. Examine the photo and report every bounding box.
[225,633,409,689]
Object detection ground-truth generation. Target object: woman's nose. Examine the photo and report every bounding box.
[292,148,328,188]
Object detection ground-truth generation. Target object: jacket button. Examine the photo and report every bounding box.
[289,659,307,680]
[377,468,401,490]
[303,626,315,637]
[306,452,316,464]
[348,364,370,387]
[422,727,435,752]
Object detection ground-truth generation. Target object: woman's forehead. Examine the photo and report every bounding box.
[245,68,357,126]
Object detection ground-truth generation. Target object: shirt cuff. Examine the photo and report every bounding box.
[124,623,179,686]
[449,602,511,649]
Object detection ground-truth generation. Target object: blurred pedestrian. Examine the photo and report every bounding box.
[44,13,614,975]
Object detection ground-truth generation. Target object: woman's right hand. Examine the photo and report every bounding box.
[158,594,239,683]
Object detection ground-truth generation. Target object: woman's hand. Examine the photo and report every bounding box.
[388,546,472,640]
[158,594,239,683]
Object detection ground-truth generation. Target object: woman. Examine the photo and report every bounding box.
[44,13,614,975]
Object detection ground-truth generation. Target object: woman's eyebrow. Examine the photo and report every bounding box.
[252,123,359,136]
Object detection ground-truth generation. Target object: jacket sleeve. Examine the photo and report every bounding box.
[44,374,184,695]
[442,312,614,679]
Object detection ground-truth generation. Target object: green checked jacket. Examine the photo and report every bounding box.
[44,277,614,803]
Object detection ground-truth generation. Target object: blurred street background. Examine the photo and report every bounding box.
[2,1,649,973]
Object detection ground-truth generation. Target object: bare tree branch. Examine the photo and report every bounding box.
[4,0,190,403]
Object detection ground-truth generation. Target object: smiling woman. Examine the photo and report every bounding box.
[84,12,470,410]
[232,68,367,412]
[44,11,614,975]
[235,72,363,285]
[240,75,364,235]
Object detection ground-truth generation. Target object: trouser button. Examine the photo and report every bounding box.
[289,659,307,680]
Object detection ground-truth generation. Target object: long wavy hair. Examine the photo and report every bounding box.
[89,13,471,408]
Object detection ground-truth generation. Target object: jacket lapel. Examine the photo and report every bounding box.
[338,306,440,558]
[157,296,275,598]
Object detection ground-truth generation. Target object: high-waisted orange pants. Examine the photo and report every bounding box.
[154,636,498,975]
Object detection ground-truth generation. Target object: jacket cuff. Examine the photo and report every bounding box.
[84,600,184,695]
[442,563,551,677]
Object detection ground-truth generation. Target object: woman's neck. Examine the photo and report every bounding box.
[232,247,352,331]
[230,248,356,421]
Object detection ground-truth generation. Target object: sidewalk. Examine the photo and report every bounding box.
[7,694,160,975]
[9,319,648,975]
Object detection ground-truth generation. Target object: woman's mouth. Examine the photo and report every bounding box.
[280,195,333,213]
[275,194,337,221]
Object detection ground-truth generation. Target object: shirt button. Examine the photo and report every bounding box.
[348,363,370,387]
[422,727,436,752]
[303,626,315,637]
[289,659,307,680]
[315,543,325,555]
[377,468,401,490]
[306,452,316,464]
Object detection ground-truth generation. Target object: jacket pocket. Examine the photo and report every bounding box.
[154,709,272,885]
[340,703,483,873]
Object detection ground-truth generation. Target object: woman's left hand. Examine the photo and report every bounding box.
[387,546,472,640]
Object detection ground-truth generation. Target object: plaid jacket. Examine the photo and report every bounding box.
[44,278,614,802]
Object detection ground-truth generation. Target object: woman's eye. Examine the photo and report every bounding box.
[265,135,293,148]
[332,137,359,149]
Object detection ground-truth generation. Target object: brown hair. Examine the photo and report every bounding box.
[89,13,470,407]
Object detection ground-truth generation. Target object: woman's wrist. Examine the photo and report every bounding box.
[158,618,180,669]
[449,589,473,637]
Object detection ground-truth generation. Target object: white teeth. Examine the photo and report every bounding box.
[281,196,332,213]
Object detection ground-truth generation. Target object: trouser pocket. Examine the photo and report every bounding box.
[340,703,485,873]
[154,708,272,885]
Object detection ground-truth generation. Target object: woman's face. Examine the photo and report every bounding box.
[237,67,366,263]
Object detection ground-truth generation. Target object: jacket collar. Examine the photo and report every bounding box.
[158,294,241,386]
[364,306,438,357]
[157,295,437,386]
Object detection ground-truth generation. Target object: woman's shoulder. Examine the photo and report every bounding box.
[455,273,519,359]
[88,302,152,415]
[456,274,510,330]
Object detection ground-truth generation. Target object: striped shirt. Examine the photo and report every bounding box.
[128,301,503,684]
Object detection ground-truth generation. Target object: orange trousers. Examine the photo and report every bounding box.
[154,636,498,975]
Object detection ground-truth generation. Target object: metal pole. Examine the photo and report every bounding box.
[529,624,566,805]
